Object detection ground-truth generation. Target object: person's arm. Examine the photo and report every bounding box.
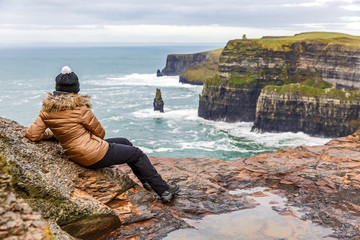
[25,115,54,142]
[81,107,105,139]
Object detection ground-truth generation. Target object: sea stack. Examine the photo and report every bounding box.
[153,88,164,112]
[156,69,164,77]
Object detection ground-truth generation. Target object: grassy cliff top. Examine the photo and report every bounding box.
[181,48,223,83]
[264,83,360,101]
[227,32,360,51]
[170,48,223,56]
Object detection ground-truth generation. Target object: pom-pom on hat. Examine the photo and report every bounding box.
[55,66,80,93]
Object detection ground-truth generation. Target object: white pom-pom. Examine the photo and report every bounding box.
[61,66,72,74]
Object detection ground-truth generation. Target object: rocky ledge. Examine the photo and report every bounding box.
[0,117,253,240]
[1,116,360,239]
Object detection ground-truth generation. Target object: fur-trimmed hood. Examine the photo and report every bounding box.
[42,93,92,112]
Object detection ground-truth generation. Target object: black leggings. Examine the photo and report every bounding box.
[87,138,169,196]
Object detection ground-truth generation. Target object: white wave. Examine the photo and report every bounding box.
[132,108,199,121]
[139,146,154,154]
[101,116,123,122]
[111,129,121,133]
[155,148,176,152]
[178,140,242,152]
[168,94,194,100]
[28,95,42,100]
[83,73,203,89]
[198,118,330,148]
[12,94,42,105]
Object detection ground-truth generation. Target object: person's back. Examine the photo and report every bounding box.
[26,92,108,166]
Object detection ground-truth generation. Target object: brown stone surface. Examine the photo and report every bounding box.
[0,168,50,240]
[2,116,360,239]
[122,129,360,239]
[0,117,252,240]
[228,131,360,239]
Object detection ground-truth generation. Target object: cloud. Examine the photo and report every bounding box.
[341,3,360,11]
[340,16,360,21]
[282,0,354,7]
[0,0,359,45]
[0,24,298,46]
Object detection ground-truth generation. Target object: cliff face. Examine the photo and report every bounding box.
[198,80,262,122]
[298,43,360,89]
[198,32,360,136]
[162,49,222,85]
[253,86,360,137]
[2,116,360,239]
[162,52,209,76]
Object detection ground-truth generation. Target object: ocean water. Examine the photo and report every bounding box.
[0,46,330,161]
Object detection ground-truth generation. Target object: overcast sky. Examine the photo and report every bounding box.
[0,0,359,46]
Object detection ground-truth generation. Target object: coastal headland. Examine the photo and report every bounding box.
[162,32,360,137]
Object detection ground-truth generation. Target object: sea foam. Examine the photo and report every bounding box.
[84,73,202,89]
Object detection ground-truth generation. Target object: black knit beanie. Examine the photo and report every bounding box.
[55,66,80,94]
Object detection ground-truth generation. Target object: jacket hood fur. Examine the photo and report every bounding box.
[42,93,92,112]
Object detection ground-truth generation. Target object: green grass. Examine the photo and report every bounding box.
[265,83,360,101]
[227,32,360,51]
[182,48,223,83]
[204,74,222,86]
[228,75,257,85]
[302,79,333,89]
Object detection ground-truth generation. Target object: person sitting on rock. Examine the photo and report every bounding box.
[25,66,180,203]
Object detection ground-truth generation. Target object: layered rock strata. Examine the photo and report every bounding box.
[162,52,209,76]
[198,33,360,135]
[253,86,360,137]
[198,80,261,122]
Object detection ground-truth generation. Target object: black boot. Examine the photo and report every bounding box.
[161,185,180,203]
[142,181,152,191]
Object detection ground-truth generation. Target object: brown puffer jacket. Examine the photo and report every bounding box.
[25,93,109,166]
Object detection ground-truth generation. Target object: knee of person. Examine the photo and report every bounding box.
[134,147,145,158]
[124,138,133,146]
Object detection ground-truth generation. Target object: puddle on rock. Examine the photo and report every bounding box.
[165,187,334,240]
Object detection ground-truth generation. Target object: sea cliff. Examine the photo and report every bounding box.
[252,84,360,137]
[162,49,222,85]
[198,32,360,136]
